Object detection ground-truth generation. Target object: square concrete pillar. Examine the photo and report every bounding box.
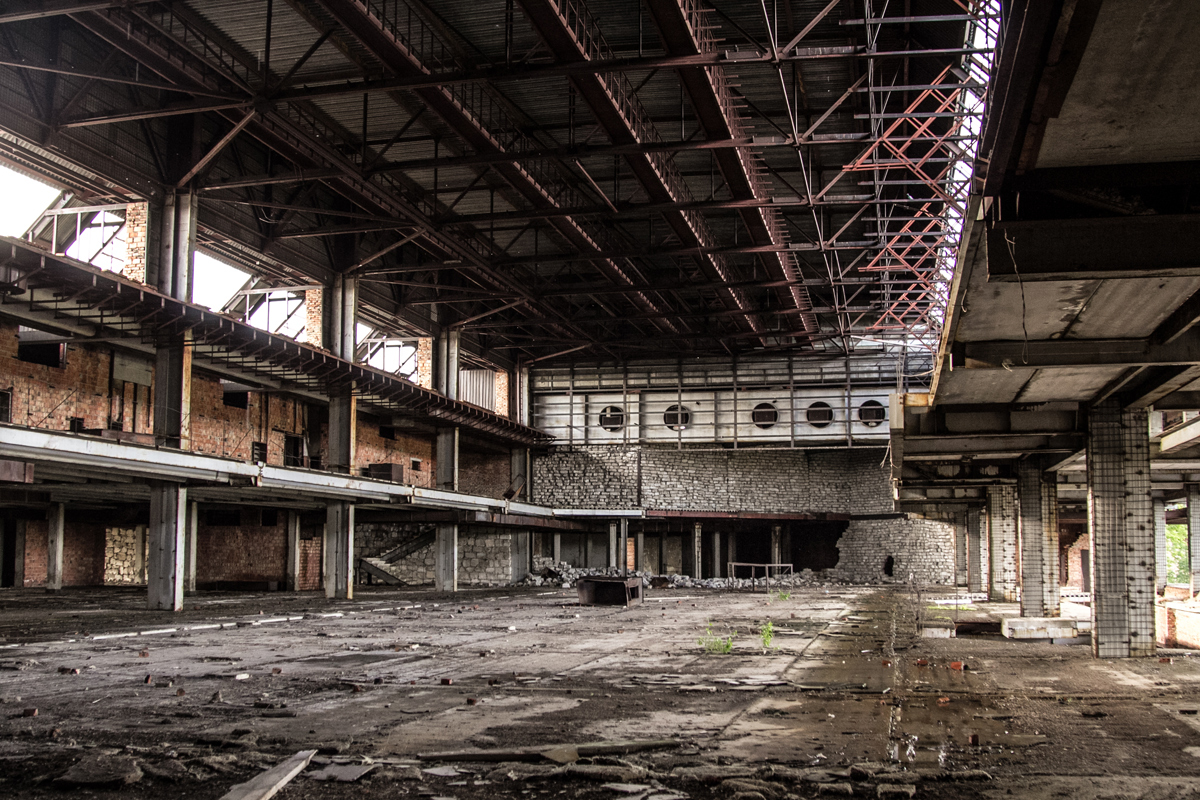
[709,531,721,579]
[148,484,187,611]
[1087,402,1155,658]
[690,523,702,578]
[607,522,618,568]
[435,523,457,592]
[324,501,354,599]
[46,503,64,591]
[726,531,737,572]
[512,530,530,582]
[437,427,459,491]
[770,525,782,571]
[988,486,1018,601]
[635,530,644,573]
[285,510,300,591]
[327,389,356,474]
[1189,487,1200,596]
[954,512,969,587]
[552,532,562,563]
[12,520,25,588]
[619,519,629,576]
[135,524,147,584]
[1018,458,1059,618]
[183,500,198,594]
[1155,497,1168,593]
[967,506,987,593]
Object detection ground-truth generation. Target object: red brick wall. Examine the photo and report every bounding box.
[196,520,287,583]
[298,538,321,590]
[336,422,435,485]
[188,377,308,464]
[21,520,105,586]
[0,321,111,432]
[459,449,510,498]
[1065,533,1090,589]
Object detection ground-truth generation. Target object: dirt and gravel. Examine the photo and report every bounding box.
[2,583,1200,799]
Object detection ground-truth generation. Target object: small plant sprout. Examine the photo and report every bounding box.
[759,620,776,650]
[773,591,792,601]
[698,622,735,654]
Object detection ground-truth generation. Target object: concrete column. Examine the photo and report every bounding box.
[709,530,721,579]
[436,427,459,491]
[726,531,736,573]
[511,530,530,582]
[1189,486,1200,596]
[326,273,357,360]
[967,506,987,593]
[770,525,782,566]
[153,339,192,449]
[148,484,187,611]
[1018,458,1060,617]
[435,523,457,591]
[1087,401,1155,658]
[157,190,197,302]
[327,389,356,474]
[620,518,629,576]
[324,501,354,599]
[690,522,703,578]
[12,520,25,588]
[635,530,644,573]
[183,500,198,594]
[987,486,1018,601]
[1155,497,1168,593]
[46,503,64,591]
[435,330,461,399]
[285,510,301,591]
[134,525,146,584]
[511,447,529,500]
[954,512,969,587]
[607,522,618,568]
[552,533,561,563]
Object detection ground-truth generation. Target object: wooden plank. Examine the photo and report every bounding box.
[218,750,317,800]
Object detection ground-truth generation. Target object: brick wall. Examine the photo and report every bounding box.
[829,517,956,585]
[298,538,321,590]
[188,377,307,462]
[1065,532,1090,589]
[416,338,433,390]
[494,371,509,418]
[459,449,510,497]
[354,424,434,486]
[122,202,148,283]
[21,520,105,586]
[303,289,323,348]
[196,517,287,583]
[0,321,111,432]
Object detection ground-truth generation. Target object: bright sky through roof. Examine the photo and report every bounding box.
[0,164,61,237]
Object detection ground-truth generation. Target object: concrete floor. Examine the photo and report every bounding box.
[2,585,1200,798]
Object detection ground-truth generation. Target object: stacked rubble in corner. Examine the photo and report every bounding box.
[516,562,846,590]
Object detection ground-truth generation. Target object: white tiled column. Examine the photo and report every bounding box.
[988,486,1018,601]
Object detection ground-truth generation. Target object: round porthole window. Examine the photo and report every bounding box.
[858,399,886,427]
[806,401,833,428]
[752,402,778,429]
[598,405,625,432]
[664,404,691,431]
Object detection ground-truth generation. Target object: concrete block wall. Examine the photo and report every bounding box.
[829,517,956,585]
[532,446,640,508]
[460,530,514,585]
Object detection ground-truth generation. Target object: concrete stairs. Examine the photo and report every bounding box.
[357,530,436,586]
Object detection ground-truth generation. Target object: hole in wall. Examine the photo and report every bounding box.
[598,405,625,432]
[806,401,833,428]
[664,404,691,431]
[883,555,895,577]
[859,399,886,427]
[752,402,778,429]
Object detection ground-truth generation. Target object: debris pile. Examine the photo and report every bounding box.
[516,563,840,590]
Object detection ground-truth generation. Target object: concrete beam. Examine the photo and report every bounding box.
[147,483,186,611]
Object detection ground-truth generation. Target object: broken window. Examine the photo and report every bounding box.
[0,390,10,423]
[283,435,304,468]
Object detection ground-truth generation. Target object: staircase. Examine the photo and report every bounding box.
[357,530,436,586]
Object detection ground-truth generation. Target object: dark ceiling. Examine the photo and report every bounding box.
[0,0,991,370]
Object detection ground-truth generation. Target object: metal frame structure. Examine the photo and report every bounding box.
[0,0,994,374]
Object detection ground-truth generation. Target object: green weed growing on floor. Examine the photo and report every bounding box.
[773,591,792,601]
[759,620,776,650]
[698,622,735,654]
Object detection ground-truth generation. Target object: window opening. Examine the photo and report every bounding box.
[752,402,778,429]
[664,404,691,431]
[598,405,625,432]
[806,401,833,428]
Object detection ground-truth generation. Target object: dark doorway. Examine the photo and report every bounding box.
[790,521,847,571]
[883,555,895,577]
[1,521,15,588]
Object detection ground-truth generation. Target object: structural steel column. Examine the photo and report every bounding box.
[1088,402,1155,658]
[148,483,187,611]
[184,500,198,594]
[285,510,301,592]
[324,501,354,600]
[709,530,721,579]
[690,522,703,578]
[1018,458,1059,618]
[435,523,457,592]
[1190,486,1200,596]
[1155,497,1168,593]
[46,502,64,591]
[608,522,619,568]
[437,428,459,491]
[988,486,1019,601]
[954,512,969,587]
